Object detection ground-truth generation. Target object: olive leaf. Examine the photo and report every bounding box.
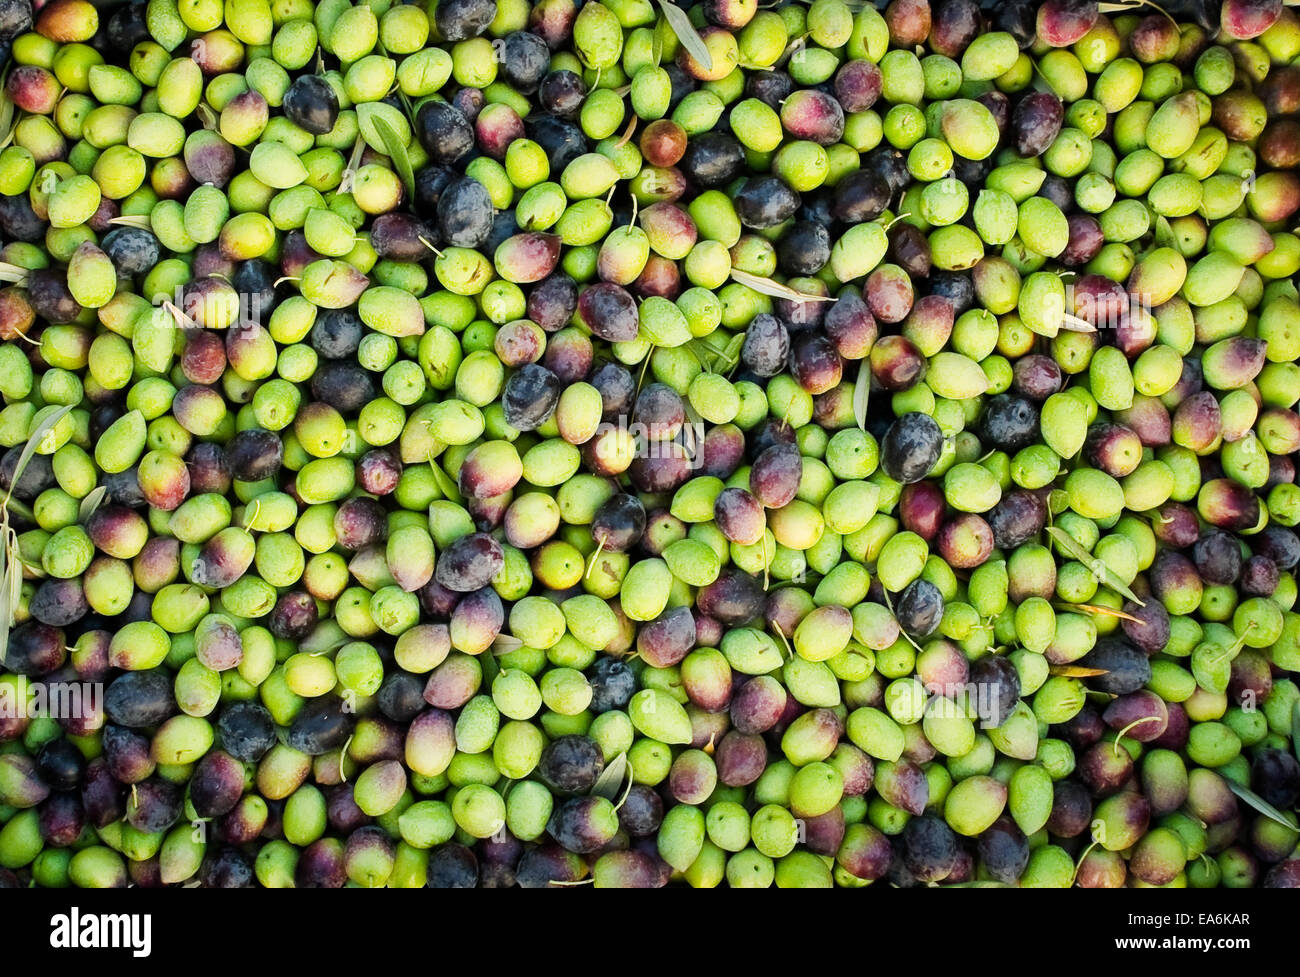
[1153,214,1176,249]
[684,339,713,374]
[78,485,108,523]
[491,633,524,656]
[1060,313,1097,333]
[1293,700,1300,765]
[427,456,463,506]
[372,115,416,202]
[692,336,742,373]
[657,0,712,72]
[0,261,29,283]
[730,269,837,304]
[3,496,33,523]
[397,91,419,134]
[853,363,870,432]
[681,400,705,460]
[108,215,153,230]
[5,405,75,512]
[1045,526,1146,607]
[1226,780,1297,830]
[589,751,628,800]
[1048,665,1109,678]
[0,66,14,148]
[721,331,746,370]
[1056,602,1143,624]
[0,407,69,667]
[0,525,18,668]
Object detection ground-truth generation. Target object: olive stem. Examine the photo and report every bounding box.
[337,735,354,782]
[1111,720,1153,756]
[1069,837,1101,885]
[584,534,607,580]
[615,112,638,149]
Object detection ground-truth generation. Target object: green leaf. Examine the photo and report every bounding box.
[1227,780,1297,830]
[721,331,746,370]
[680,400,705,463]
[0,65,14,148]
[1045,526,1146,607]
[590,751,628,800]
[1292,701,1299,766]
[428,457,462,506]
[684,340,712,374]
[1153,215,1176,249]
[372,115,416,202]
[0,526,18,668]
[853,363,870,432]
[4,404,75,510]
[3,496,34,523]
[657,0,712,72]
[78,486,108,524]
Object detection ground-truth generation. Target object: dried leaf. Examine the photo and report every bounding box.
[770,623,793,661]
[0,261,29,283]
[730,268,837,304]
[338,734,354,783]
[590,751,628,800]
[657,0,712,71]
[1049,665,1109,678]
[108,215,153,230]
[1045,526,1146,608]
[78,486,107,523]
[491,633,524,656]
[372,115,416,202]
[1059,603,1144,624]
[1060,313,1097,333]
[853,363,870,432]
[1227,780,1297,830]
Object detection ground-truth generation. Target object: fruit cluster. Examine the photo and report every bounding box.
[0,0,1299,888]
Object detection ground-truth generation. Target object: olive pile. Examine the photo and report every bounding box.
[0,0,1298,888]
